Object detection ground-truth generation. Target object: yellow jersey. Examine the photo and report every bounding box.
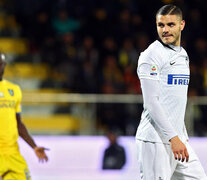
[0,79,22,154]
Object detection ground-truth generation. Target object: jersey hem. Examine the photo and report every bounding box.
[135,137,170,145]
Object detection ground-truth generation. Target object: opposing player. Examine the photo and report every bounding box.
[0,54,48,180]
[136,4,207,180]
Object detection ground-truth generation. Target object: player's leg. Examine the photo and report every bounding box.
[3,152,31,180]
[171,142,207,180]
[136,140,177,180]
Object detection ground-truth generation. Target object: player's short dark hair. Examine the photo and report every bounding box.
[156,4,183,19]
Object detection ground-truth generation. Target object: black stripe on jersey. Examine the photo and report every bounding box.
[158,39,176,51]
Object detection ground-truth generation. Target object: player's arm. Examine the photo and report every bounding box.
[16,113,49,162]
[140,77,177,140]
[141,78,189,162]
[139,63,189,162]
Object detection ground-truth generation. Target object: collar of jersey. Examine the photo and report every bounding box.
[157,39,182,52]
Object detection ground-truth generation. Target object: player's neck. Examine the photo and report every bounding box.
[173,36,181,47]
[168,44,182,52]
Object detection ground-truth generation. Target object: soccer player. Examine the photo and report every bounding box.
[136,4,207,180]
[0,54,48,180]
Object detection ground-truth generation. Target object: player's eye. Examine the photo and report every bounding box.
[168,23,175,27]
[157,23,164,28]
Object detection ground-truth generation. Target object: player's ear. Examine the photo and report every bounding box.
[180,20,185,31]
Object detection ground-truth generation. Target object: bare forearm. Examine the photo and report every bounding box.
[18,122,37,149]
[16,114,48,162]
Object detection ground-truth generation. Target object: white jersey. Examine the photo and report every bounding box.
[136,40,189,144]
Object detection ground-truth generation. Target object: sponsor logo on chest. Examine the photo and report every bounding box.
[168,74,189,85]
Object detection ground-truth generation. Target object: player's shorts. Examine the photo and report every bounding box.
[136,139,207,180]
[0,152,31,180]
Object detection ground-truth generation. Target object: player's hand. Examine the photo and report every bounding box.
[169,136,189,162]
[34,146,49,163]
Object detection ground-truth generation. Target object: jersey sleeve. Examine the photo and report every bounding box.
[137,49,164,81]
[15,86,22,113]
[140,78,177,141]
[137,44,178,141]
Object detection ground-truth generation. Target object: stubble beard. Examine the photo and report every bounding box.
[160,34,180,46]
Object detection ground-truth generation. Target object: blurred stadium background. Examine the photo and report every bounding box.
[0,0,207,179]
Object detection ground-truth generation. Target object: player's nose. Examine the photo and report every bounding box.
[163,26,169,32]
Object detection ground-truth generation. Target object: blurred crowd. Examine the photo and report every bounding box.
[0,0,207,135]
